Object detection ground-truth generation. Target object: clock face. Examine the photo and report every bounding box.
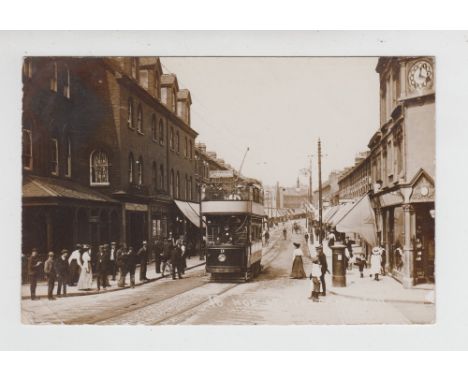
[408,60,433,91]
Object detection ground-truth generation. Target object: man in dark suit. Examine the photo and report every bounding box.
[127,246,138,288]
[154,238,163,274]
[55,249,69,297]
[138,241,149,281]
[171,241,183,280]
[96,245,110,291]
[316,244,329,296]
[27,248,42,300]
[162,238,173,277]
[44,252,56,300]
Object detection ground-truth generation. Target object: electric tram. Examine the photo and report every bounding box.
[201,172,265,281]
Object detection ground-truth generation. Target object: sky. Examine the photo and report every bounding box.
[162,57,379,189]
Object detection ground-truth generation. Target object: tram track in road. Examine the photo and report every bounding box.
[148,230,292,325]
[93,230,290,325]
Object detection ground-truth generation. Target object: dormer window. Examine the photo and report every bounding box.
[161,87,168,105]
[131,58,138,79]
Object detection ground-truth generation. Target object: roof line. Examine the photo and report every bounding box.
[30,178,58,197]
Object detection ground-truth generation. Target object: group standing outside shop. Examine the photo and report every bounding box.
[24,233,195,301]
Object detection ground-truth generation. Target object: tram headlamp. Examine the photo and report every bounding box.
[218,253,226,262]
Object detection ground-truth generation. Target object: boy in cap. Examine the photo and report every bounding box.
[44,252,56,300]
[55,249,69,296]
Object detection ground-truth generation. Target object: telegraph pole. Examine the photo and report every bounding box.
[318,138,323,244]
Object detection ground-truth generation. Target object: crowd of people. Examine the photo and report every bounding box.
[287,223,395,303]
[24,233,197,301]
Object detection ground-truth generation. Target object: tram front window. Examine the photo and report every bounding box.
[206,215,248,246]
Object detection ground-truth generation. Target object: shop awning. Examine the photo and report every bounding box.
[336,195,377,247]
[174,200,203,228]
[328,202,355,227]
[23,175,119,204]
[324,205,340,224]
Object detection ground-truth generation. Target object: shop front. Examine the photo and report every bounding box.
[376,170,435,287]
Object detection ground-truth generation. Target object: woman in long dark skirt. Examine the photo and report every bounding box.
[290,242,306,279]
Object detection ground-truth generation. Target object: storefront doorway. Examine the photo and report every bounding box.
[413,203,435,283]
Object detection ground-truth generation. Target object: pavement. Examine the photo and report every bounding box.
[305,239,435,305]
[21,255,205,300]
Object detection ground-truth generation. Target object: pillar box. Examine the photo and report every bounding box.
[331,243,346,287]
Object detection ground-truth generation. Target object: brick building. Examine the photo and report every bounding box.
[22,57,199,255]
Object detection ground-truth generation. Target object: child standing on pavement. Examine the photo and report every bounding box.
[308,256,322,302]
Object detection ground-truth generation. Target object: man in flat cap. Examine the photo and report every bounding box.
[55,249,69,297]
[44,252,56,300]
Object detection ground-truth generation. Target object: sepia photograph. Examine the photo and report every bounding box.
[20,55,435,325]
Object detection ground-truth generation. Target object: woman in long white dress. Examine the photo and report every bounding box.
[77,247,93,290]
[290,242,306,279]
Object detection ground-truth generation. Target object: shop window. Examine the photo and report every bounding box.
[22,129,32,170]
[50,138,59,175]
[90,150,109,186]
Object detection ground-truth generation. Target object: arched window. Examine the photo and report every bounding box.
[50,62,57,92]
[152,162,157,191]
[137,156,144,185]
[159,164,164,190]
[50,138,59,175]
[63,65,70,98]
[128,152,134,184]
[90,150,109,185]
[176,131,180,153]
[169,126,174,150]
[170,169,174,196]
[22,129,32,170]
[127,98,134,129]
[137,104,143,133]
[159,120,164,145]
[65,137,72,177]
[176,171,180,199]
[151,115,157,141]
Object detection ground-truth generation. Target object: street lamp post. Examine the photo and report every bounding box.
[318,138,323,245]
